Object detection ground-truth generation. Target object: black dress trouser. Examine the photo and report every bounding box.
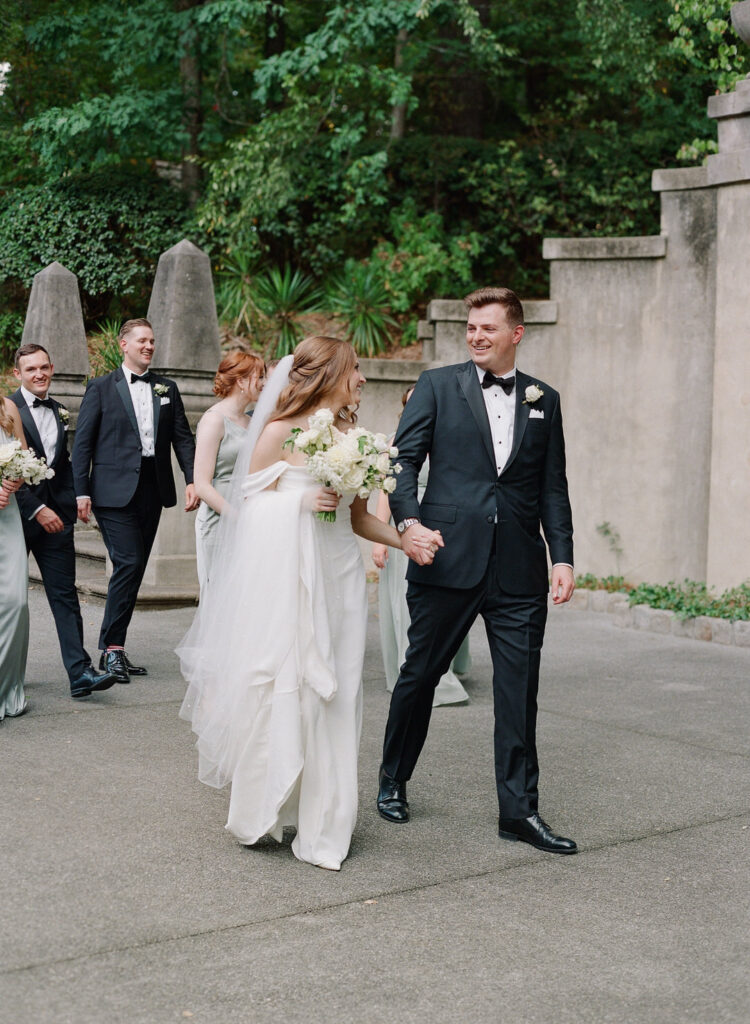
[26,517,90,685]
[94,458,162,650]
[382,553,548,820]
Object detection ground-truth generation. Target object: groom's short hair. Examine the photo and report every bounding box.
[14,342,50,368]
[118,318,153,343]
[464,287,524,328]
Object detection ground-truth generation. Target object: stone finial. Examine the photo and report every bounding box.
[731,2,750,47]
[21,261,89,376]
[147,239,221,372]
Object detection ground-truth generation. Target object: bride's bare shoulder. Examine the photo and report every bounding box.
[259,418,295,444]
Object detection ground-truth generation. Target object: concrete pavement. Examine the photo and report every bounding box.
[2,584,748,1023]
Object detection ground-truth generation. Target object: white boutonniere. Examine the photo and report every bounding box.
[58,406,69,424]
[523,384,544,405]
[153,383,169,397]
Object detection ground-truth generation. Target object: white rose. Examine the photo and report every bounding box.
[382,476,397,494]
[524,384,544,404]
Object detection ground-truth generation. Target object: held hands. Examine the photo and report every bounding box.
[36,507,64,534]
[304,485,341,514]
[77,497,92,523]
[402,523,444,566]
[551,564,575,604]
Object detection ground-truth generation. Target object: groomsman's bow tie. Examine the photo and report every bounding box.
[32,397,54,408]
[481,372,515,395]
[130,371,152,384]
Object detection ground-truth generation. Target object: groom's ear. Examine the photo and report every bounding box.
[512,324,525,347]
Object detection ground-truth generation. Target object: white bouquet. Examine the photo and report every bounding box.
[284,408,401,522]
[0,438,55,487]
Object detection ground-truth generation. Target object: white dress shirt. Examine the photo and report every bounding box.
[125,365,156,457]
[476,364,516,475]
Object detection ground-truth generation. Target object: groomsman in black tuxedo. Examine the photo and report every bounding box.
[11,344,115,699]
[72,318,198,683]
[378,287,578,854]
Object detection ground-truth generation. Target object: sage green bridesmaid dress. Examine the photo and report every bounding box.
[0,424,29,720]
[194,416,248,592]
[378,457,470,706]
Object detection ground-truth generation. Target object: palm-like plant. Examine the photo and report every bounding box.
[326,262,398,357]
[89,318,124,377]
[215,251,261,337]
[253,265,324,358]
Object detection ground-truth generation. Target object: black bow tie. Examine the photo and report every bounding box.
[130,371,151,384]
[482,372,515,395]
[32,397,53,409]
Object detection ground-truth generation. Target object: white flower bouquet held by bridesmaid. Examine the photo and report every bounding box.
[0,438,54,486]
[283,407,401,522]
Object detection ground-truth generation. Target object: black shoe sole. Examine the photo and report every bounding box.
[498,829,577,854]
[90,676,118,692]
[377,805,410,824]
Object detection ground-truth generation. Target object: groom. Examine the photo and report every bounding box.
[72,318,198,683]
[377,286,577,854]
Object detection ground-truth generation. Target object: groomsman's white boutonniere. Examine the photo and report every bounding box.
[522,384,544,405]
[153,383,169,397]
[58,406,70,425]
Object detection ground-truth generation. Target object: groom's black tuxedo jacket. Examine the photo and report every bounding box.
[10,389,77,525]
[72,366,195,508]
[390,362,573,596]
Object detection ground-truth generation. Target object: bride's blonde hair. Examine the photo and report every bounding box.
[0,398,16,435]
[272,336,358,424]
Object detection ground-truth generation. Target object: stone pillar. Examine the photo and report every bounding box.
[704,72,750,589]
[147,239,221,373]
[22,261,90,380]
[137,240,222,599]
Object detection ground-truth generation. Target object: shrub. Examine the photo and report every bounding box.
[0,311,24,368]
[0,171,191,324]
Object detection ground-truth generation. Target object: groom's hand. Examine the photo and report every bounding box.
[402,524,444,566]
[551,564,575,604]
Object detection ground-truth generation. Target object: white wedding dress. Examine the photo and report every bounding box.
[178,461,367,871]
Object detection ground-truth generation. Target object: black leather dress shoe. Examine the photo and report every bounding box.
[498,813,577,854]
[71,666,117,699]
[100,650,130,684]
[377,766,410,823]
[100,651,147,676]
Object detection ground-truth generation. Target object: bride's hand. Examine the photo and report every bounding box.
[305,486,341,513]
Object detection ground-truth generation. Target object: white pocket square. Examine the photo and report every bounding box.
[529,409,544,419]
[160,397,171,405]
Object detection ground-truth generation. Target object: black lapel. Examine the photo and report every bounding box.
[457,362,496,470]
[50,399,66,465]
[151,378,161,439]
[501,369,532,476]
[12,389,45,458]
[114,366,141,440]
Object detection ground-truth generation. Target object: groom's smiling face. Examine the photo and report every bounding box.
[466,303,524,376]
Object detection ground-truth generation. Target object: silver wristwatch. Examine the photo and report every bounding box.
[397,517,420,534]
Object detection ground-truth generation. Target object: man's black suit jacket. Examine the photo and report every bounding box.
[10,389,77,525]
[389,362,573,596]
[71,366,195,509]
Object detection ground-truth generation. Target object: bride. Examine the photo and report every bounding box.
[178,336,440,870]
